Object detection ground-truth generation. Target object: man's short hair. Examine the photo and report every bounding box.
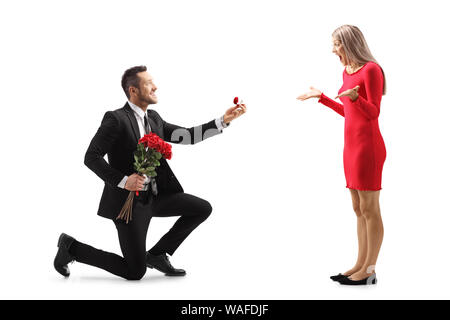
[121,65,147,99]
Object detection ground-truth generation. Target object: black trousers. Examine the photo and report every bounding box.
[69,192,212,280]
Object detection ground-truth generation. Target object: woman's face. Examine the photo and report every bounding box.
[332,38,348,66]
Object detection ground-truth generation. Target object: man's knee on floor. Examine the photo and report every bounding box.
[125,265,147,281]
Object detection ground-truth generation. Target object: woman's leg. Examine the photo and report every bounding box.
[349,190,384,280]
[343,189,368,276]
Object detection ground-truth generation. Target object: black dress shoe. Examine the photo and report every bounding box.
[146,253,186,276]
[338,273,377,285]
[330,273,349,281]
[54,233,75,277]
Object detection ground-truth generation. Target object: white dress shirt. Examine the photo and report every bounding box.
[118,101,228,189]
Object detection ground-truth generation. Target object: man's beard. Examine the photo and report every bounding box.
[138,91,157,105]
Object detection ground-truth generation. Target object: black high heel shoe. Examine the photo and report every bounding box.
[338,273,377,285]
[330,273,349,281]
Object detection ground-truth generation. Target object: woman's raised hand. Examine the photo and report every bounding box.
[335,85,359,101]
[296,87,322,101]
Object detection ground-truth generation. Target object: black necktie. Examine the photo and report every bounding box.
[143,114,157,196]
[144,114,150,135]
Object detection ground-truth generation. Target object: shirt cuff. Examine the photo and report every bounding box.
[215,116,229,132]
[118,175,128,189]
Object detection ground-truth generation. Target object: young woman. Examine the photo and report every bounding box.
[297,25,386,285]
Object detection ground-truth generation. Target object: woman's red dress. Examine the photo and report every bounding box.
[319,61,386,191]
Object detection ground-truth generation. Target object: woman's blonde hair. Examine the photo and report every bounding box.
[332,25,386,95]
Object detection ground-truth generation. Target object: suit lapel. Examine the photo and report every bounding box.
[124,103,141,142]
[147,110,162,138]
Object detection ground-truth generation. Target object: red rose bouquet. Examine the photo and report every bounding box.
[116,133,172,223]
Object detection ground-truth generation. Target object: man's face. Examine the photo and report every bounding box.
[133,71,158,105]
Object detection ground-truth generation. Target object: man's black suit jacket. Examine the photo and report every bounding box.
[84,102,222,219]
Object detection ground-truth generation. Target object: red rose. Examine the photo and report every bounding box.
[138,133,172,160]
[163,144,172,159]
[233,97,239,104]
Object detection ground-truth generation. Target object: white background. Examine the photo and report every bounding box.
[1,0,449,300]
